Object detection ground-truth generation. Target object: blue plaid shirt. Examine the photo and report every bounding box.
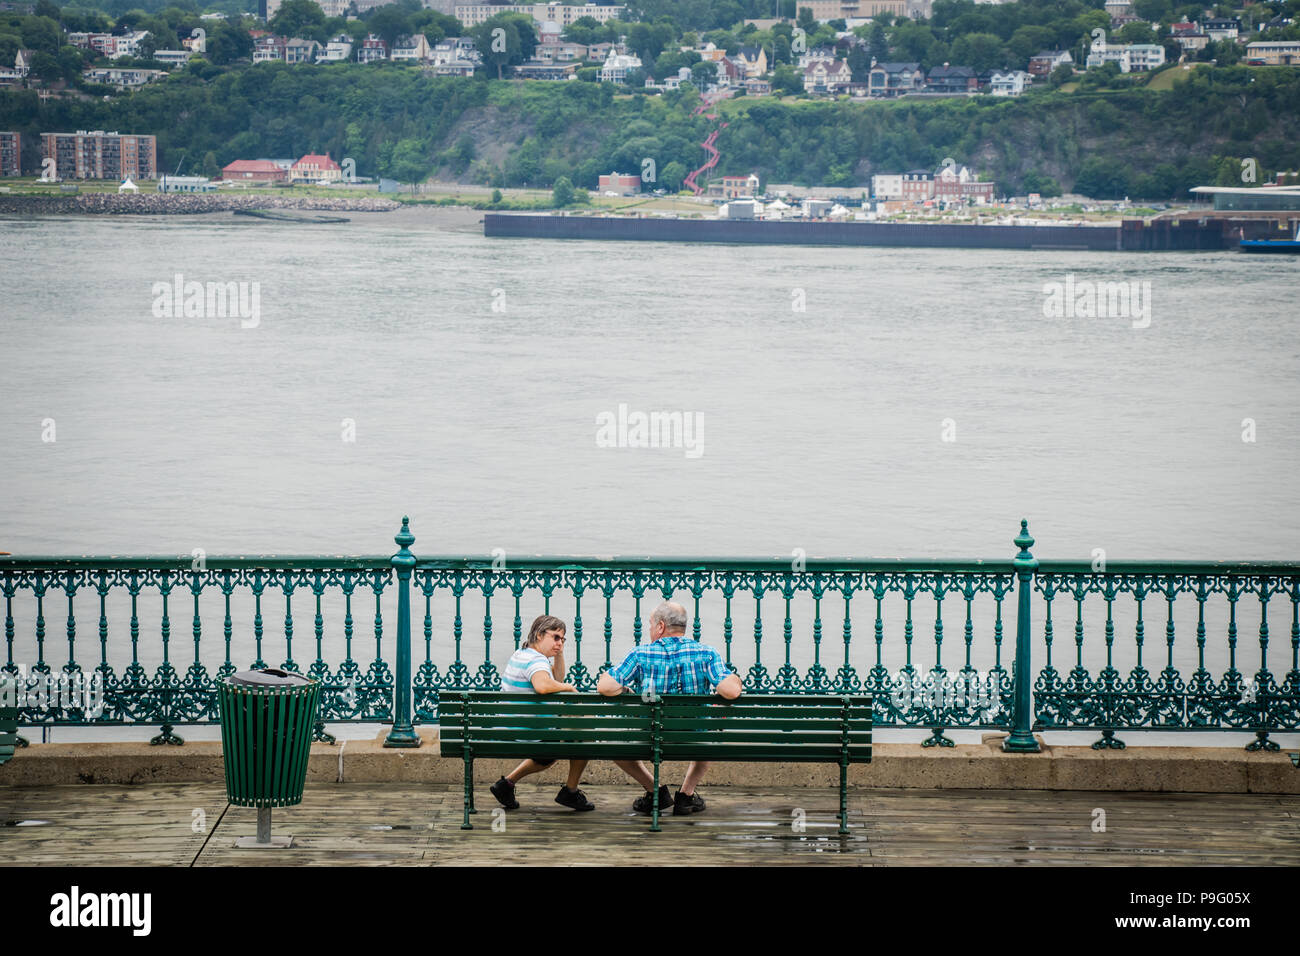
[608,636,733,696]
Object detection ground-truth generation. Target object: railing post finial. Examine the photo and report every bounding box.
[394,516,415,557]
[1013,519,1035,568]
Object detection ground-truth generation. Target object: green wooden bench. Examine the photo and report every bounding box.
[0,674,17,767]
[438,691,872,832]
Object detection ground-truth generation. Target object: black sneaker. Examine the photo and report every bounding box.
[632,785,672,815]
[555,786,596,811]
[490,776,520,810]
[674,790,705,815]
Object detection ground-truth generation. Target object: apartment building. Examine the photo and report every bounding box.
[41,130,157,180]
[454,3,625,26]
[0,131,19,176]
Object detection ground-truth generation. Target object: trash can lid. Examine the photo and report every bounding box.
[226,668,312,687]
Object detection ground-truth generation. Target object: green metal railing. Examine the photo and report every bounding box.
[1,518,1296,751]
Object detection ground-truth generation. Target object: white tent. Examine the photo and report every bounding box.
[118,178,138,193]
[828,203,851,218]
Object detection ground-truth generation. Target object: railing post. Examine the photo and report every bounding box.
[1003,519,1041,753]
[385,516,420,748]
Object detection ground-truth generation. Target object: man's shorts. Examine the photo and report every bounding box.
[532,757,557,767]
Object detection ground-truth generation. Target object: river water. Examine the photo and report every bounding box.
[1,209,1296,744]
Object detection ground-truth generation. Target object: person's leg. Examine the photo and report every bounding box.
[679,760,710,796]
[563,759,589,790]
[505,759,549,784]
[613,759,655,790]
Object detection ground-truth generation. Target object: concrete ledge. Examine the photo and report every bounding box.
[1,730,1296,792]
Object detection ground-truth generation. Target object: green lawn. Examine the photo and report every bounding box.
[1144,64,1203,91]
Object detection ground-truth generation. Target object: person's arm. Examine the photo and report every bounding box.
[531,670,576,694]
[597,672,625,696]
[552,647,566,683]
[715,672,742,699]
[599,650,639,696]
[707,648,742,699]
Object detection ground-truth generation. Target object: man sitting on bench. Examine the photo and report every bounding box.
[597,600,742,817]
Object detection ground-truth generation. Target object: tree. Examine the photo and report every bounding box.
[29,49,60,80]
[661,160,686,191]
[1048,63,1073,87]
[34,0,60,20]
[1132,0,1171,20]
[691,60,717,86]
[1117,22,1157,45]
[772,63,802,95]
[470,13,535,79]
[847,45,871,82]
[207,18,253,65]
[1008,25,1057,64]
[366,4,411,49]
[867,22,888,62]
[891,19,939,64]
[0,33,22,67]
[1022,170,1061,196]
[20,16,61,54]
[1074,156,1130,199]
[490,188,502,204]
[270,0,326,40]
[948,32,1005,72]
[552,175,574,206]
[773,33,790,65]
[387,137,429,185]
[797,7,816,33]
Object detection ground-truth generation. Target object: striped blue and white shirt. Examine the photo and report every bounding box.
[608,636,733,696]
[501,647,553,692]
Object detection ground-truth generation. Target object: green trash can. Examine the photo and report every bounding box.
[218,668,321,848]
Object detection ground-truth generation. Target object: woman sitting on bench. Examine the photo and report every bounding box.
[489,614,595,813]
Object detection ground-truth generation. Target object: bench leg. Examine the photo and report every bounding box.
[838,761,849,835]
[461,755,474,830]
[651,754,662,833]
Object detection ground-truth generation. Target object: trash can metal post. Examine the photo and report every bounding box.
[1003,519,1042,753]
[386,516,421,748]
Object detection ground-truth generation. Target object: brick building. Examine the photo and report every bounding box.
[41,130,157,180]
[0,131,19,176]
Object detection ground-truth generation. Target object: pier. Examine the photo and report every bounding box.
[3,773,1296,865]
[483,213,1248,251]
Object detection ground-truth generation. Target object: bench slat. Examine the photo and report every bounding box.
[440,742,658,759]
[658,717,873,731]
[447,733,650,749]
[657,730,869,743]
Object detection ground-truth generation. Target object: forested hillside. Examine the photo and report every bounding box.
[4,61,1297,197]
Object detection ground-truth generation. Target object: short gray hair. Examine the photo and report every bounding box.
[651,601,688,632]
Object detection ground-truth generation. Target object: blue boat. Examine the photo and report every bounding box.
[1240,224,1300,253]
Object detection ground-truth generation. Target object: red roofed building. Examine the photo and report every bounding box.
[290,153,342,183]
[222,159,288,183]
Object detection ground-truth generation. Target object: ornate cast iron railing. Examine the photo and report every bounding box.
[1,519,1296,751]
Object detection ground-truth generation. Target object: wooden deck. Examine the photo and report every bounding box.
[2,783,1297,866]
